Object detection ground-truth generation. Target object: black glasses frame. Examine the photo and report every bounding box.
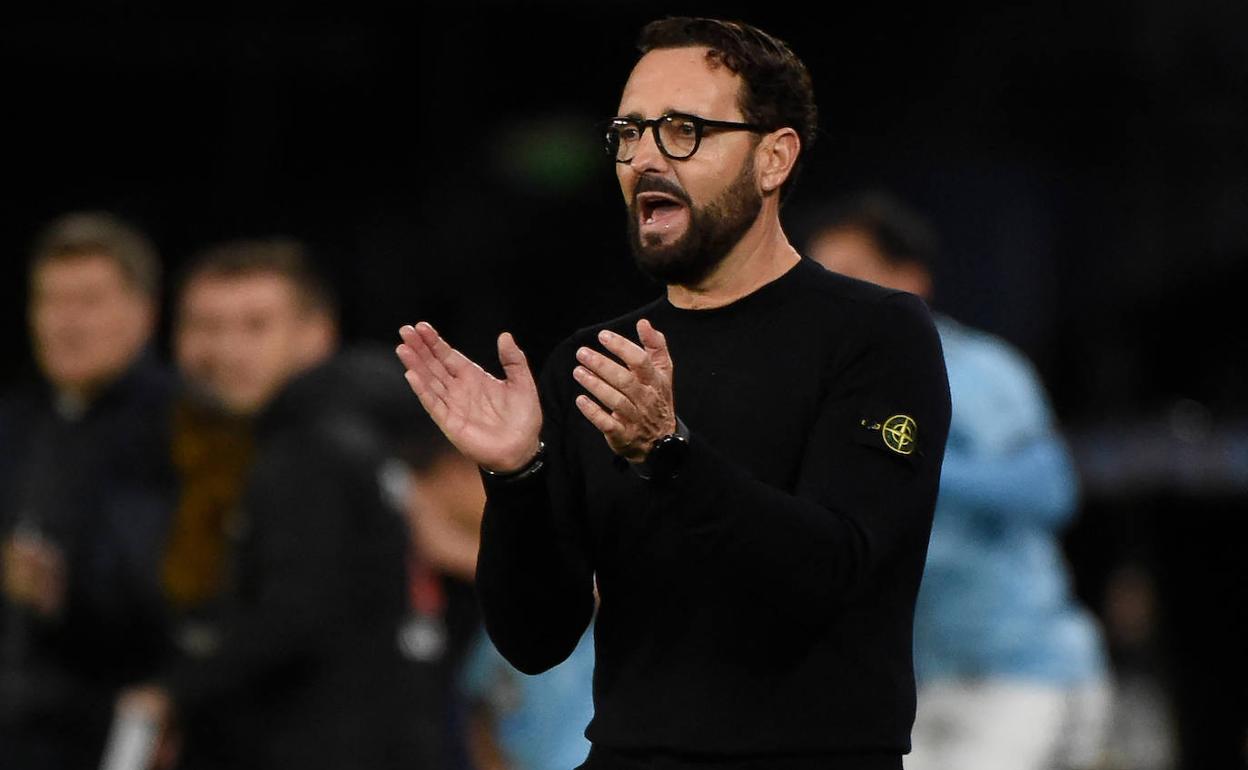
[604,112,766,163]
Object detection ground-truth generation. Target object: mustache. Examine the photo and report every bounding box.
[632,175,692,208]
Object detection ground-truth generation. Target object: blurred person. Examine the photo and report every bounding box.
[0,212,176,768]
[1098,561,1175,770]
[459,611,595,770]
[159,290,255,671]
[398,17,951,770]
[803,191,1110,770]
[397,409,492,770]
[117,240,444,769]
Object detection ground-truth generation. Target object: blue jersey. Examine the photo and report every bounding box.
[914,316,1106,684]
[460,623,595,769]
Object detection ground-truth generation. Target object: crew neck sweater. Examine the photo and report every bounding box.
[477,257,951,768]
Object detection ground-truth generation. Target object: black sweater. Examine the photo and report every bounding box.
[477,258,951,768]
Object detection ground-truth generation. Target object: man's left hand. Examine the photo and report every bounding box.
[574,319,676,463]
[113,685,181,770]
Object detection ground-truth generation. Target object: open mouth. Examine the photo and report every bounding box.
[637,192,688,226]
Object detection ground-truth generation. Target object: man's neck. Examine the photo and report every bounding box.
[666,209,800,310]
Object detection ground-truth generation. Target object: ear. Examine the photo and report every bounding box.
[298,311,338,365]
[756,127,800,195]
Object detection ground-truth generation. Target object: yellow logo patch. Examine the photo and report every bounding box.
[881,414,917,455]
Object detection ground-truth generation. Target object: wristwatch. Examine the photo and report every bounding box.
[636,417,690,481]
[481,442,546,483]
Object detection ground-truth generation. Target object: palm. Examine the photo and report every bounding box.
[397,324,541,472]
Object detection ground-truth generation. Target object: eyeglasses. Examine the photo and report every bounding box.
[604,112,766,163]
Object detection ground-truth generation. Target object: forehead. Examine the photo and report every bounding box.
[182,271,297,313]
[617,46,744,119]
[810,228,891,275]
[34,253,126,288]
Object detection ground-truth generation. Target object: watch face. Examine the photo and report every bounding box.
[649,433,689,480]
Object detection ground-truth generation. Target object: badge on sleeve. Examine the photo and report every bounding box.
[856,411,920,467]
[881,414,917,455]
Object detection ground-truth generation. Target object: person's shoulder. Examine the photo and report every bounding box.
[936,315,1042,384]
[794,257,901,306]
[791,258,934,337]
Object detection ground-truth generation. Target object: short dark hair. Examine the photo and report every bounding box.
[637,17,818,202]
[30,211,161,299]
[803,191,939,272]
[178,237,337,320]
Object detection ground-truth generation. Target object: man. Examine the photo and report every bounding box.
[803,191,1109,770]
[0,212,175,768]
[119,240,443,769]
[397,18,951,769]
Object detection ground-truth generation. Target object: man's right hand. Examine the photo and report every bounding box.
[396,323,542,474]
[2,531,66,619]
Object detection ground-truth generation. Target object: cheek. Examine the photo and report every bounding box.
[617,168,634,203]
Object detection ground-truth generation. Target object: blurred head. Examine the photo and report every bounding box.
[402,412,486,525]
[612,18,817,285]
[174,239,337,416]
[803,191,938,299]
[27,212,160,398]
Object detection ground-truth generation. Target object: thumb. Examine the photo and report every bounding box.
[637,319,673,375]
[497,332,536,387]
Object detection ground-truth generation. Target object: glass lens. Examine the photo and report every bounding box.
[608,120,641,161]
[659,115,699,159]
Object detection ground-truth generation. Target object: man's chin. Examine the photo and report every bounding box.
[633,243,722,286]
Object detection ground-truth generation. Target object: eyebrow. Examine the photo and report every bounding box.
[617,108,695,120]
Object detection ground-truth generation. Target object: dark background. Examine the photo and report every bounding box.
[3,2,1245,767]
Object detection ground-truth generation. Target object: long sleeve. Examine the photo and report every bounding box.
[659,292,951,625]
[937,434,1078,527]
[475,349,597,675]
[935,317,1079,529]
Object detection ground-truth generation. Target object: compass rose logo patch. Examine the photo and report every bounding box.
[881,414,917,456]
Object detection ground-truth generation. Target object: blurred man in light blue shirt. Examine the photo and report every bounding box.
[460,623,594,770]
[805,192,1109,770]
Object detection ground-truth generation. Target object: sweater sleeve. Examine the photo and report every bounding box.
[474,341,596,675]
[662,292,951,626]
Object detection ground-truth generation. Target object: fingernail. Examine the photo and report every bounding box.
[598,330,612,342]
[577,347,591,361]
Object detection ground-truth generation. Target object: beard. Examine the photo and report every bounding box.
[626,157,762,286]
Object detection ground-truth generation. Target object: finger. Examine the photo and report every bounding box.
[397,340,453,400]
[497,332,536,390]
[576,345,638,395]
[410,332,461,386]
[575,394,623,437]
[395,341,422,372]
[413,322,473,378]
[573,365,636,417]
[397,327,456,385]
[402,366,450,423]
[637,319,674,374]
[596,329,649,368]
[415,364,452,402]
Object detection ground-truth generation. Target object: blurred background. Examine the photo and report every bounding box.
[2,2,1245,768]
